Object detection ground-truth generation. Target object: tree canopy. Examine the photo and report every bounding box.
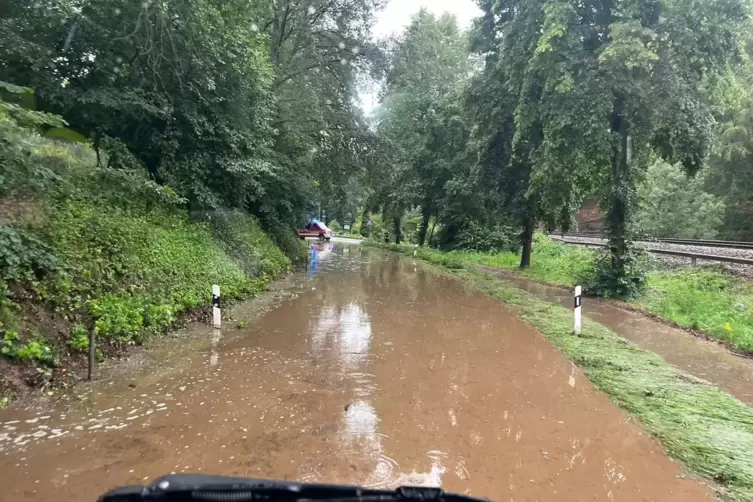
[2,0,751,297]
[0,0,384,231]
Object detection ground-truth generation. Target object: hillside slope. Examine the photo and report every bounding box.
[0,103,300,403]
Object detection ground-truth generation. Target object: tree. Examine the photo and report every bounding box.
[634,161,725,239]
[1,0,275,208]
[706,30,753,240]
[373,10,475,245]
[471,0,745,289]
[0,0,386,232]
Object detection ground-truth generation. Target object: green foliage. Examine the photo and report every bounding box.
[576,249,648,299]
[2,331,56,366]
[372,11,475,245]
[268,228,307,265]
[0,0,385,231]
[0,227,58,283]
[45,203,285,345]
[206,210,291,278]
[640,269,753,352]
[445,222,519,253]
[706,30,753,241]
[467,0,745,282]
[634,161,725,239]
[0,107,292,359]
[68,324,89,351]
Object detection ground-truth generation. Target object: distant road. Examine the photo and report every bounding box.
[331,236,362,245]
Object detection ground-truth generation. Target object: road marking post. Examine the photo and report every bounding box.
[574,286,582,335]
[212,285,221,328]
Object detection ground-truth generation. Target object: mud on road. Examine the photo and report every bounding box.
[0,245,712,501]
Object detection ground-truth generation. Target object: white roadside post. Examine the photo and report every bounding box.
[212,285,221,328]
[574,286,582,335]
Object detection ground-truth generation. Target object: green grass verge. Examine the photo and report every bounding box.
[403,234,753,354]
[374,242,753,501]
[638,269,753,353]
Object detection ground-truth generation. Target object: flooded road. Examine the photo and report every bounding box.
[0,246,711,501]
[486,269,753,406]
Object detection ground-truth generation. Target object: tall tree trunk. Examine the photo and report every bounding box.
[393,216,402,244]
[520,214,535,269]
[418,207,431,246]
[607,96,631,276]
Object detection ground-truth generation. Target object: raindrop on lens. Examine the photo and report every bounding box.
[308,5,316,15]
[338,42,346,50]
[340,59,348,66]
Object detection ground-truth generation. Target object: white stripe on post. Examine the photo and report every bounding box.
[212,284,221,328]
[574,285,582,335]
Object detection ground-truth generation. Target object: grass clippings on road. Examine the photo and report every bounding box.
[374,243,753,501]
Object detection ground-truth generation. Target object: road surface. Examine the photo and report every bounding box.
[0,245,710,501]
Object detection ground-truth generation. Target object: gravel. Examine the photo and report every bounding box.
[551,235,753,279]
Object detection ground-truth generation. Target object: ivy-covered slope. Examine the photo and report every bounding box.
[0,102,298,403]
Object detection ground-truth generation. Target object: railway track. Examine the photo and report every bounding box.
[559,233,753,250]
[551,234,753,267]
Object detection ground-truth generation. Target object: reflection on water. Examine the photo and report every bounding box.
[312,304,372,372]
[210,327,222,366]
[309,243,335,279]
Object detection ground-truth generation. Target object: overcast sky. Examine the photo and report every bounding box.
[373,0,481,39]
[361,0,481,114]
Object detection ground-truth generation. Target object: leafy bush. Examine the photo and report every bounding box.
[0,227,58,282]
[360,214,383,239]
[576,249,648,299]
[449,221,518,253]
[206,209,291,277]
[68,324,89,351]
[2,331,56,365]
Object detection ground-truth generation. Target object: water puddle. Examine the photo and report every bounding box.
[483,268,753,406]
[0,246,712,501]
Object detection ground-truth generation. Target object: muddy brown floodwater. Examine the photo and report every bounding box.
[484,269,753,406]
[0,246,713,502]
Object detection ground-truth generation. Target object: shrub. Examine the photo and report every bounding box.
[576,248,648,299]
[450,221,519,253]
[0,227,58,282]
[68,324,89,351]
[2,330,57,365]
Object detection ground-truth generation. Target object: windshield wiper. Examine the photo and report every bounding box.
[100,475,489,502]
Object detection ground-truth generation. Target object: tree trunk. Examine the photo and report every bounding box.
[520,215,535,269]
[607,97,631,276]
[393,216,402,244]
[428,217,438,246]
[418,209,431,247]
